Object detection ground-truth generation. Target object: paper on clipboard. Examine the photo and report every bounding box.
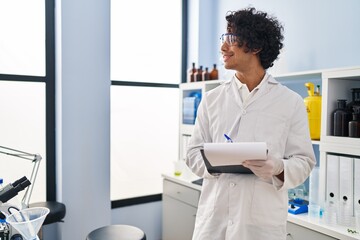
[203,142,268,166]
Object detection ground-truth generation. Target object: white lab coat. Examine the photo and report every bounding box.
[186,73,316,240]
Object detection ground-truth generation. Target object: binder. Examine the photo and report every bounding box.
[339,156,354,216]
[354,157,360,212]
[326,154,339,203]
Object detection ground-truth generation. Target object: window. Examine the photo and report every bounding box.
[0,0,56,203]
[111,0,184,201]
[0,81,46,203]
[111,86,179,200]
[0,1,45,76]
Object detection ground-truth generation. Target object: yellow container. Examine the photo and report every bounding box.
[304,82,322,140]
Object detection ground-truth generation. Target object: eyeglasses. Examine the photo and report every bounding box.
[220,33,240,45]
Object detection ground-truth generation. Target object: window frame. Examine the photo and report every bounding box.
[110,0,188,207]
[0,0,56,201]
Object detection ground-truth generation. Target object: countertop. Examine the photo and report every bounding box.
[162,168,360,240]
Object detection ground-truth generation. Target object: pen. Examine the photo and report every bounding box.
[224,134,233,143]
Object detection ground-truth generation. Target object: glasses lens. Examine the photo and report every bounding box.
[220,33,237,45]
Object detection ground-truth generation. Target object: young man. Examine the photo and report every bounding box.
[186,7,316,240]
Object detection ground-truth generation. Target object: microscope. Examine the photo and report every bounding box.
[0,145,42,240]
[0,176,32,239]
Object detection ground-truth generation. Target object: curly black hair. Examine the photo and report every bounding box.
[225,7,284,69]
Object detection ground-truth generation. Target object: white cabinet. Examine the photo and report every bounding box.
[287,222,338,240]
[320,68,360,213]
[162,179,200,240]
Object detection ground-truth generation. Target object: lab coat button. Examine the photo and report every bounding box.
[230,182,236,187]
[228,220,233,226]
[242,110,246,115]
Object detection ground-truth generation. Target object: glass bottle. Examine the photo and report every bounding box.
[187,62,196,83]
[332,99,351,136]
[347,88,360,113]
[349,106,360,138]
[209,64,218,80]
[202,67,210,81]
[195,66,203,82]
[315,85,321,96]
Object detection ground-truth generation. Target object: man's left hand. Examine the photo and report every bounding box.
[242,158,284,180]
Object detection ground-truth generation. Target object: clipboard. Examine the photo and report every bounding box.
[200,149,253,174]
[200,142,268,174]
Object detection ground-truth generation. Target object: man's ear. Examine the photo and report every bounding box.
[252,48,262,54]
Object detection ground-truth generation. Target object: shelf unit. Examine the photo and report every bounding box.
[319,67,360,214]
[178,66,360,236]
[179,80,224,161]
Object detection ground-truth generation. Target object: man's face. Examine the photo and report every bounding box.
[220,34,256,72]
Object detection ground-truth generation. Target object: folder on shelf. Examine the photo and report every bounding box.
[339,156,354,201]
[338,156,354,226]
[354,157,360,212]
[326,154,339,203]
[200,142,267,174]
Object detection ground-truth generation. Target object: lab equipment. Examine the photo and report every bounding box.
[6,207,49,240]
[194,66,203,82]
[209,64,218,80]
[304,82,321,140]
[0,145,43,240]
[0,219,10,240]
[309,166,320,206]
[187,62,196,83]
[0,146,42,209]
[173,161,183,176]
[347,88,360,112]
[323,200,338,226]
[349,106,360,138]
[308,167,321,221]
[288,198,309,215]
[0,176,32,240]
[202,67,210,81]
[332,99,351,136]
[0,176,31,205]
[308,204,321,222]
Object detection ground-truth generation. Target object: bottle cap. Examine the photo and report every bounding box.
[0,178,3,184]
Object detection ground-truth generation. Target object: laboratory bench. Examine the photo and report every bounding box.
[162,170,360,240]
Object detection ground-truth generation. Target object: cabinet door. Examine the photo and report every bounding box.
[287,222,338,240]
[162,195,197,240]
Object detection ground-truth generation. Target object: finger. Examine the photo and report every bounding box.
[244,160,266,167]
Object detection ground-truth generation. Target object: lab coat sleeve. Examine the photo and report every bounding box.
[275,98,316,190]
[185,95,216,179]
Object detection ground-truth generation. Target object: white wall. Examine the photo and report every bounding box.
[212,0,360,75]
[55,0,111,239]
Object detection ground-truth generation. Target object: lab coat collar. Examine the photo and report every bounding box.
[226,72,277,108]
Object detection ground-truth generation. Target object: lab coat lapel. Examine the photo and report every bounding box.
[226,76,243,109]
[244,74,274,108]
[225,78,245,137]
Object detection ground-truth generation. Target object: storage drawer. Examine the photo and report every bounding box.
[163,179,200,207]
[287,222,338,240]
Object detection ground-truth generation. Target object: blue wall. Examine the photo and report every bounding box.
[193,0,360,76]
